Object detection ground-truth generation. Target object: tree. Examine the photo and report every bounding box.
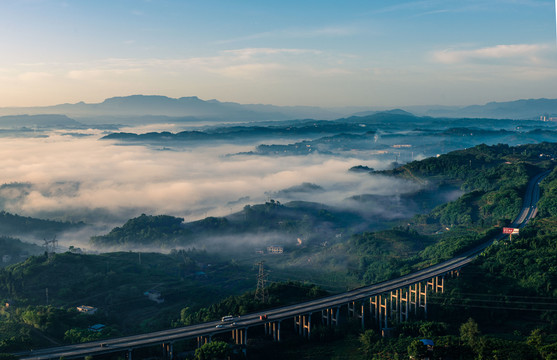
[407,340,428,359]
[359,329,380,355]
[460,318,481,349]
[527,328,545,353]
[194,341,231,360]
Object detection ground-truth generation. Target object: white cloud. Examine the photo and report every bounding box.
[432,43,551,65]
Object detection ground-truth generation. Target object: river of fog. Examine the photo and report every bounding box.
[0,128,425,248]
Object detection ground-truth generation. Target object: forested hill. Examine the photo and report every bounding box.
[0,210,85,240]
[381,142,557,181]
[89,142,557,251]
[89,201,369,248]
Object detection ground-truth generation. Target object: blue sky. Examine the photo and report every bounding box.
[0,0,555,107]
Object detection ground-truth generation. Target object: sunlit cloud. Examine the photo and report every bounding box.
[66,67,142,80]
[432,43,551,65]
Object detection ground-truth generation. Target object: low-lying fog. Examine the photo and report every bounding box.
[0,128,425,249]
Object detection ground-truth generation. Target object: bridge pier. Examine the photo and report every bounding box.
[360,302,365,330]
[294,314,312,339]
[304,314,312,339]
[370,295,378,321]
[348,301,365,329]
[270,321,281,341]
[400,287,409,323]
[232,328,247,345]
[321,309,329,326]
[409,283,418,315]
[378,295,388,330]
[197,335,211,348]
[435,276,444,293]
[347,301,356,318]
[333,307,340,326]
[390,289,399,321]
[162,342,173,360]
[419,282,428,319]
[127,348,133,360]
[427,278,435,291]
[323,307,340,327]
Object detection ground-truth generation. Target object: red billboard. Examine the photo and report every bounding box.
[502,227,519,234]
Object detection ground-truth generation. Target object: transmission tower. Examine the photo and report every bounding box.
[43,236,58,259]
[254,261,268,303]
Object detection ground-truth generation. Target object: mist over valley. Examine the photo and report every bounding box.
[2,95,557,256]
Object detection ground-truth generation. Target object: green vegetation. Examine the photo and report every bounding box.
[337,143,556,285]
[1,142,557,358]
[177,281,326,326]
[90,214,188,246]
[0,249,256,350]
[194,341,233,360]
[0,209,84,239]
[0,236,42,267]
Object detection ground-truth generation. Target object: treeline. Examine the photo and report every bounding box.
[383,142,557,181]
[89,200,365,248]
[0,210,84,238]
[90,214,188,246]
[176,281,327,327]
[0,236,42,266]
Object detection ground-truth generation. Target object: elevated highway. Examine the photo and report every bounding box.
[16,169,552,360]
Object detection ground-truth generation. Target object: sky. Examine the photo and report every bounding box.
[0,0,556,108]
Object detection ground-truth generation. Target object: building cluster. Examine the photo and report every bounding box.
[266,245,284,254]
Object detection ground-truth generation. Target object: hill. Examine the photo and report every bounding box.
[0,210,85,241]
[419,98,557,120]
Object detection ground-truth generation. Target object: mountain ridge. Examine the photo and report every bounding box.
[0,95,556,121]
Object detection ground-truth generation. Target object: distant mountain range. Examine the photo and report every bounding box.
[410,98,557,119]
[0,95,556,123]
[0,95,344,123]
